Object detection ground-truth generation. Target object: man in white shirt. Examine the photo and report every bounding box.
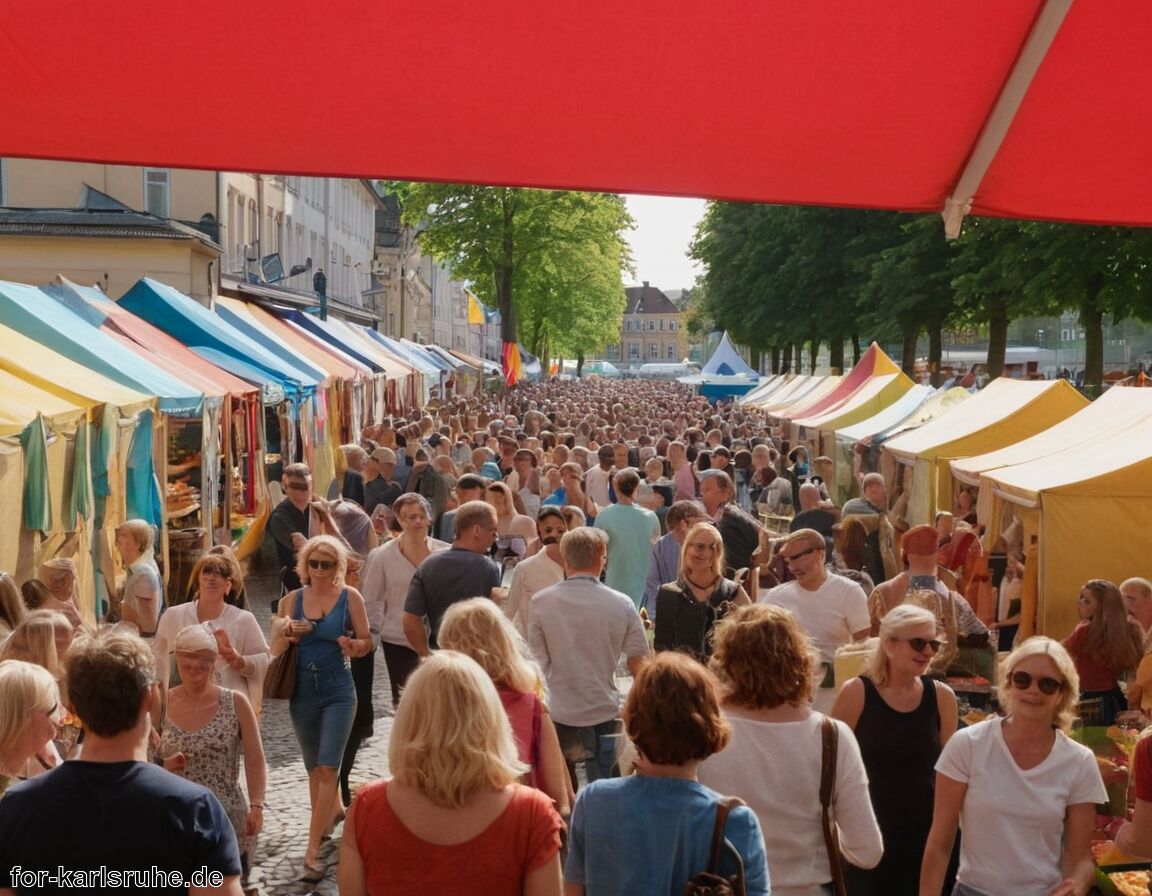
[528,527,650,786]
[584,444,615,508]
[761,527,869,712]
[505,507,567,634]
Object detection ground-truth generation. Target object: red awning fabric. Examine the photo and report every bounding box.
[2,1,1149,229]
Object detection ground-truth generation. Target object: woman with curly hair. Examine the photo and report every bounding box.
[920,637,1105,896]
[1061,579,1144,724]
[564,651,769,895]
[698,603,881,896]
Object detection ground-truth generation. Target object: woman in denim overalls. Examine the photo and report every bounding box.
[271,534,373,881]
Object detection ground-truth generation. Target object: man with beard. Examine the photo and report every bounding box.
[505,507,568,635]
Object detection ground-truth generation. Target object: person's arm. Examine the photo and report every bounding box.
[403,612,430,657]
[525,852,563,896]
[919,773,966,896]
[934,681,959,745]
[537,709,572,819]
[733,584,751,606]
[233,692,267,837]
[643,545,664,615]
[527,604,551,674]
[626,654,647,677]
[1049,802,1096,896]
[830,677,865,730]
[338,588,374,658]
[336,800,367,896]
[1116,798,1152,859]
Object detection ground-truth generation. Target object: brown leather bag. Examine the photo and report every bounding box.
[684,795,747,896]
[820,716,847,896]
[262,640,297,700]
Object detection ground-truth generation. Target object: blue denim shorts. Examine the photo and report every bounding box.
[289,660,357,771]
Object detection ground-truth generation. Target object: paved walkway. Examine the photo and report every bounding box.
[243,556,395,895]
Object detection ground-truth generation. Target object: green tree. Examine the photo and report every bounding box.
[386,184,633,363]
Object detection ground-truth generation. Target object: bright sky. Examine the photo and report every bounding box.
[623,194,707,292]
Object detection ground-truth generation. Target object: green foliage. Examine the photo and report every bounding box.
[383,182,633,359]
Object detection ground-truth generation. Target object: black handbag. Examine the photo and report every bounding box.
[684,795,747,896]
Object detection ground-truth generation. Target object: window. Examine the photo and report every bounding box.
[649,343,659,358]
[670,320,678,331]
[143,168,170,218]
[606,344,619,359]
[628,343,640,360]
[667,344,676,360]
[647,320,655,331]
[660,319,665,331]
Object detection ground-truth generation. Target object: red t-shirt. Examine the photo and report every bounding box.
[354,781,561,895]
[1063,623,1122,692]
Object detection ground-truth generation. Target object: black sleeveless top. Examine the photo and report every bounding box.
[844,675,944,894]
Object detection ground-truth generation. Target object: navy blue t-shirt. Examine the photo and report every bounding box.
[0,760,241,891]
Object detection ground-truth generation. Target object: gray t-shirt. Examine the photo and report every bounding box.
[403,547,501,648]
[527,575,651,727]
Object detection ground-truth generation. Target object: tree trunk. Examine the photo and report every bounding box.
[498,193,517,343]
[808,339,819,375]
[828,338,845,375]
[780,344,792,374]
[1080,300,1105,390]
[852,334,862,367]
[575,350,585,379]
[927,321,944,387]
[748,346,762,374]
[985,297,1009,379]
[771,346,781,375]
[901,323,919,376]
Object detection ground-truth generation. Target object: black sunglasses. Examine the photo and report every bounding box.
[782,546,819,565]
[308,558,336,571]
[1009,671,1063,695]
[902,637,943,654]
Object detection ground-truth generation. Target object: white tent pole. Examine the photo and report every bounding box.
[942,0,1075,238]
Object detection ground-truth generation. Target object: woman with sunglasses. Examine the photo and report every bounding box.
[832,605,958,895]
[1061,579,1143,725]
[920,637,1105,896]
[653,521,750,661]
[271,534,373,882]
[154,553,268,713]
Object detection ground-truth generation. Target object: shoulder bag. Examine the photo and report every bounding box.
[684,795,747,896]
[820,716,847,896]
[263,590,301,700]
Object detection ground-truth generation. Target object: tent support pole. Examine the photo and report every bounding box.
[941,0,1075,238]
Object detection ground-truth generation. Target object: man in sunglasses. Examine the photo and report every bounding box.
[268,462,315,592]
[867,524,990,676]
[761,528,870,712]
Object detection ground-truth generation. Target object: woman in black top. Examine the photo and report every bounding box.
[831,604,959,895]
[653,522,750,661]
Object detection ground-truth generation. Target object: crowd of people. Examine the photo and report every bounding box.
[1,377,1151,895]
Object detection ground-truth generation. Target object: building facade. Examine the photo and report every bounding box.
[603,281,685,369]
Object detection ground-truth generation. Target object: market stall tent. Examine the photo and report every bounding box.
[762,376,844,419]
[779,344,903,429]
[739,374,791,407]
[882,378,1088,527]
[980,413,1152,640]
[679,332,760,401]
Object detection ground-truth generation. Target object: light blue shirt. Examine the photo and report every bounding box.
[565,775,770,896]
[595,502,660,608]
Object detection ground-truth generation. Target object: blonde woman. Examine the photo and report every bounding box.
[832,605,958,894]
[338,651,563,896]
[653,521,750,660]
[271,535,373,881]
[486,481,537,552]
[0,610,73,680]
[0,572,25,643]
[438,598,571,819]
[37,558,84,628]
[0,661,61,795]
[920,637,1105,896]
[154,553,268,712]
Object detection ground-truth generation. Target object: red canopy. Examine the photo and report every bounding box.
[3,1,1149,231]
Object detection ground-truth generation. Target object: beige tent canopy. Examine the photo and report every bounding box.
[882,378,1088,527]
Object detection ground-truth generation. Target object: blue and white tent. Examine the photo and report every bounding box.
[679,331,760,400]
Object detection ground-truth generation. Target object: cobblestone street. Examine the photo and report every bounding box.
[242,548,395,896]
